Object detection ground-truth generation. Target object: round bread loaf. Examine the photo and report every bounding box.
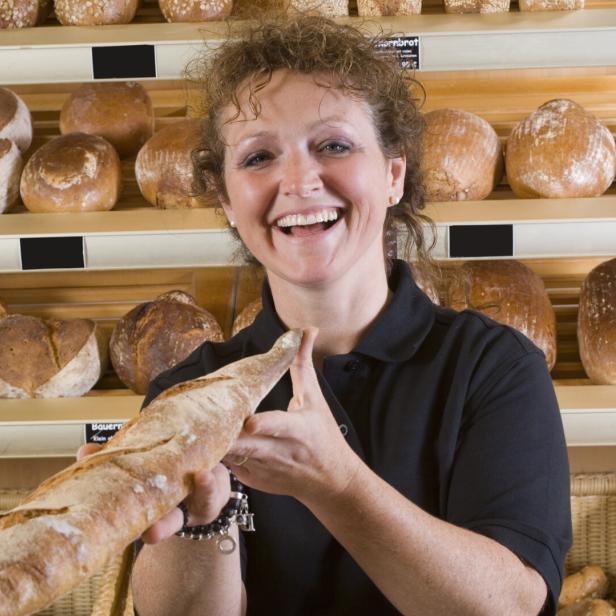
[356,0,421,15]
[447,259,557,370]
[444,0,509,12]
[135,118,208,209]
[60,82,155,158]
[110,290,225,394]
[54,0,139,24]
[232,298,262,336]
[578,258,616,384]
[422,108,504,201]
[20,132,122,213]
[0,139,23,214]
[519,0,583,10]
[0,314,105,398]
[0,0,50,27]
[506,99,616,198]
[159,0,233,21]
[0,87,32,153]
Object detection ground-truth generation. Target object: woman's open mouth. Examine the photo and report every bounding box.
[275,208,342,237]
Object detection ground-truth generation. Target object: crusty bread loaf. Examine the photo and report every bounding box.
[519,0,583,10]
[0,299,7,317]
[54,0,139,25]
[135,118,209,209]
[559,565,610,607]
[0,87,32,153]
[0,329,302,616]
[0,314,106,398]
[422,108,504,201]
[20,132,122,213]
[0,0,50,27]
[578,258,616,385]
[287,0,348,15]
[232,298,262,336]
[506,99,615,198]
[0,138,22,214]
[60,82,155,158]
[356,0,420,15]
[110,290,225,394]
[447,260,557,370]
[159,0,233,21]
[558,600,616,616]
[444,0,508,12]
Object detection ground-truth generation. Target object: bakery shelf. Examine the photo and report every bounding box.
[3,10,616,84]
[0,384,613,457]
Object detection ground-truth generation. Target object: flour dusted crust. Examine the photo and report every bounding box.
[506,99,616,198]
[0,87,32,153]
[159,0,233,21]
[135,118,208,209]
[54,0,139,25]
[0,314,105,399]
[287,0,348,16]
[422,108,504,201]
[0,329,302,616]
[578,258,616,385]
[447,260,557,370]
[60,82,155,158]
[0,138,22,214]
[0,0,49,27]
[110,290,225,394]
[444,0,508,12]
[356,0,420,15]
[20,132,122,213]
[519,0,582,11]
[232,298,262,336]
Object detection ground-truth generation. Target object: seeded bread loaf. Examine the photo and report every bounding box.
[519,0,583,11]
[110,290,224,394]
[356,0,420,15]
[20,132,122,213]
[159,0,233,21]
[0,329,302,616]
[0,138,22,214]
[0,313,106,398]
[0,87,32,153]
[0,0,49,28]
[506,99,615,198]
[54,0,139,25]
[446,260,557,370]
[577,258,616,384]
[60,82,155,158]
[444,0,509,12]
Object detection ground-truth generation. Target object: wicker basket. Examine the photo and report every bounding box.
[0,490,134,616]
[566,473,616,578]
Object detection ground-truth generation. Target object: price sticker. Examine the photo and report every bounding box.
[92,45,156,79]
[85,422,126,445]
[449,225,514,258]
[376,36,420,70]
[20,236,85,270]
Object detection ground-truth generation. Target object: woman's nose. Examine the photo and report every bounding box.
[279,151,323,197]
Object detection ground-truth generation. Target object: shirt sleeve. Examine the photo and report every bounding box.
[446,349,572,615]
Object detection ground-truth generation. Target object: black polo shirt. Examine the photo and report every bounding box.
[145,259,571,616]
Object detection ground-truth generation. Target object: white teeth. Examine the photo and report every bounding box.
[276,209,339,228]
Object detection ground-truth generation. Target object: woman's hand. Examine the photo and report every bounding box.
[76,444,231,545]
[224,328,361,506]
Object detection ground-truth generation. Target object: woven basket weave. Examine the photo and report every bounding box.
[0,490,134,616]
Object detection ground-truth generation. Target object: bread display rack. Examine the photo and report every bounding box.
[1,1,616,459]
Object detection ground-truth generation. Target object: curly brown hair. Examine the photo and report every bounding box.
[189,15,436,274]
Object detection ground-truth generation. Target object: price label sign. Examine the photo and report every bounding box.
[449,225,514,258]
[92,45,156,79]
[20,236,85,270]
[85,422,125,445]
[376,36,420,70]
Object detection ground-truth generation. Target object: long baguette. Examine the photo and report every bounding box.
[0,328,302,616]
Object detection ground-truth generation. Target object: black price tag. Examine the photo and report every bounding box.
[449,225,513,258]
[20,236,85,270]
[85,422,125,444]
[92,45,156,79]
[376,36,420,70]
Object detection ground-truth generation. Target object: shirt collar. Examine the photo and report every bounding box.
[247,259,436,363]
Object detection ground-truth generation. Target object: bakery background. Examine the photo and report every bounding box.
[1,0,616,613]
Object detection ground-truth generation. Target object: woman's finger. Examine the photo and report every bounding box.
[244,410,291,437]
[288,327,320,411]
[76,443,103,461]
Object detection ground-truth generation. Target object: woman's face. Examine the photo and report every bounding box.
[220,69,405,289]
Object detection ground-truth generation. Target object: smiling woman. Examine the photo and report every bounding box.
[127,16,572,616]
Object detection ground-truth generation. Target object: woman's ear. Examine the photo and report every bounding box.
[387,152,407,206]
[219,196,236,228]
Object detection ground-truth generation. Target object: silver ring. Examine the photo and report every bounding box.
[235,455,249,467]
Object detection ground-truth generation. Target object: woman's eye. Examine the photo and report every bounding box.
[242,151,271,168]
[320,141,351,155]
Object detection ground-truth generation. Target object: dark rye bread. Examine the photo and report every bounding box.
[447,260,557,370]
[0,314,106,398]
[110,290,224,394]
[0,329,302,616]
[578,258,616,384]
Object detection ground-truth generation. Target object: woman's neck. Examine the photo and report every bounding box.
[267,266,392,369]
